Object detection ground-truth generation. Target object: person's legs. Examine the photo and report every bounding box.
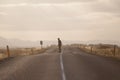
[58,46,61,53]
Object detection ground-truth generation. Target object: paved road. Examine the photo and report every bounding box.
[0,46,120,80]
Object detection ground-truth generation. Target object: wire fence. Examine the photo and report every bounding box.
[72,44,120,58]
[0,45,47,60]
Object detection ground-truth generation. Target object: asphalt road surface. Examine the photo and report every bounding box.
[0,46,120,80]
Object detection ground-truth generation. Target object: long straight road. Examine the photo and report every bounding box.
[0,46,120,80]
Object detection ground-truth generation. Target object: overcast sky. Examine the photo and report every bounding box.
[0,0,120,41]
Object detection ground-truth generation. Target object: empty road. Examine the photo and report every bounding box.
[0,46,120,80]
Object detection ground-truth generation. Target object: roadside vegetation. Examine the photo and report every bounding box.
[71,44,120,58]
[0,46,48,60]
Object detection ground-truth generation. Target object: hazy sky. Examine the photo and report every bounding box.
[0,0,120,41]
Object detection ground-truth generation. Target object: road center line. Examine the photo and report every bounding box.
[60,52,66,80]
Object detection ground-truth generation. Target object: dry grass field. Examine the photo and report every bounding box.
[0,47,47,60]
[71,44,120,58]
[81,44,120,58]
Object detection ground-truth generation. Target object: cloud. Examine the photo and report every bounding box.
[0,2,91,7]
[0,3,28,7]
[0,2,120,31]
[89,0,120,14]
[0,30,95,41]
[0,0,96,4]
[0,0,120,41]
[0,0,119,14]
[0,12,8,15]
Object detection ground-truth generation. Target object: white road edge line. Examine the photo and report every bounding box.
[60,52,66,80]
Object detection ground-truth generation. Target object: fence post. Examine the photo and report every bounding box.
[91,46,93,53]
[31,48,33,54]
[113,45,116,56]
[6,45,10,57]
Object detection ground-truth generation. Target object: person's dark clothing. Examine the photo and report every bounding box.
[58,38,62,53]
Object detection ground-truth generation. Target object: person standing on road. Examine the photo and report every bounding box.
[58,38,62,53]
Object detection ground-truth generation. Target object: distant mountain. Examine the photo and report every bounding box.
[62,40,120,46]
[0,37,55,48]
[0,37,120,48]
[85,40,120,46]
